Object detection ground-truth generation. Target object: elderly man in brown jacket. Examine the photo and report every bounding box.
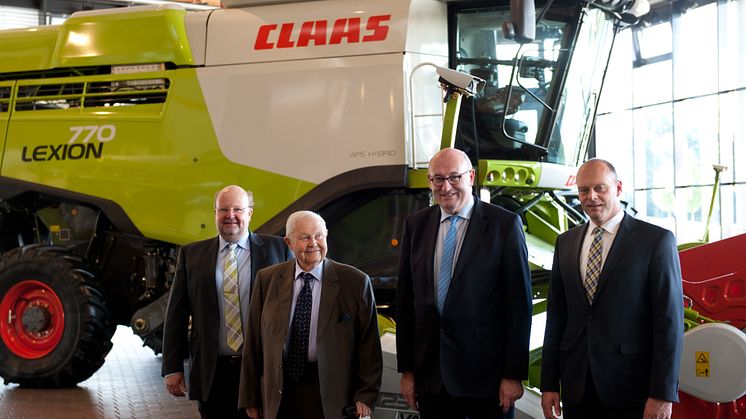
[239,210,382,419]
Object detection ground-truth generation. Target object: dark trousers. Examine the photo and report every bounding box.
[198,356,248,419]
[417,386,514,419]
[563,370,645,419]
[277,362,325,419]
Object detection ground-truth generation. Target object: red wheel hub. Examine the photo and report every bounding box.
[0,280,65,359]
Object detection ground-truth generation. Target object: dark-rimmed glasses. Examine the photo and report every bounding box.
[428,171,469,186]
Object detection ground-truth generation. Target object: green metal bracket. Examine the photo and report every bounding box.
[440,91,463,150]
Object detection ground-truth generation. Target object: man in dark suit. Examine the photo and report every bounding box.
[540,159,684,419]
[396,148,533,419]
[239,210,382,419]
[162,185,292,419]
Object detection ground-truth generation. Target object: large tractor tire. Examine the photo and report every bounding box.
[0,245,114,387]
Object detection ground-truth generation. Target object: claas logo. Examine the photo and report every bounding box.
[254,15,391,50]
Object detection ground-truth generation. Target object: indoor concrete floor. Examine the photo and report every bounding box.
[0,326,200,419]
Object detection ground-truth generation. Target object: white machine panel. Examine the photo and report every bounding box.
[205,0,419,66]
[196,0,447,183]
[679,322,746,403]
[197,54,408,184]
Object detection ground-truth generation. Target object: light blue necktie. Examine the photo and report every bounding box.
[438,215,460,314]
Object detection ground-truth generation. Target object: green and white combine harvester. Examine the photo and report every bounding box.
[0,0,744,417]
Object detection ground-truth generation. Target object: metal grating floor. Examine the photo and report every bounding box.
[0,326,200,419]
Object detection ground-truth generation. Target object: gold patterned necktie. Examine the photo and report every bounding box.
[584,227,604,303]
[223,243,243,352]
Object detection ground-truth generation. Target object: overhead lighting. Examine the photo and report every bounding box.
[106,0,219,11]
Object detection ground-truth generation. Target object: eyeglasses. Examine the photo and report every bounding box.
[428,171,470,186]
[217,207,248,215]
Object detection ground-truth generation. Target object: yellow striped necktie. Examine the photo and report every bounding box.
[223,243,243,352]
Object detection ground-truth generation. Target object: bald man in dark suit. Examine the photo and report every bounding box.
[162,186,292,419]
[396,148,533,419]
[541,159,684,419]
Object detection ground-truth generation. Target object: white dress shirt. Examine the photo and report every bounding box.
[216,233,252,355]
[287,260,324,362]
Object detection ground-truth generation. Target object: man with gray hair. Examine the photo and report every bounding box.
[239,210,382,419]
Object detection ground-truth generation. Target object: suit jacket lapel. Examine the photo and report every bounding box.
[451,198,487,281]
[567,224,590,308]
[248,232,265,297]
[275,262,296,342]
[316,259,340,342]
[204,237,220,318]
[594,213,635,301]
[421,207,440,305]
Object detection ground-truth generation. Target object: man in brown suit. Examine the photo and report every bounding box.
[239,210,382,419]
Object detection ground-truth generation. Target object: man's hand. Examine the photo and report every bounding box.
[246,407,262,419]
[499,378,524,413]
[399,372,418,411]
[355,401,372,417]
[164,373,187,397]
[644,398,672,419]
[541,391,561,419]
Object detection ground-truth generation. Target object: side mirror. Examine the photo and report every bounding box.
[435,66,485,97]
[503,0,535,44]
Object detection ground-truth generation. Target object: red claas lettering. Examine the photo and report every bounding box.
[254,14,392,50]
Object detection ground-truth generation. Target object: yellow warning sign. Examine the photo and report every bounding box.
[695,351,710,378]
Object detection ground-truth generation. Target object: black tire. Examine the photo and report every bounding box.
[0,245,113,387]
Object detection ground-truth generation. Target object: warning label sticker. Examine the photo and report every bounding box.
[695,351,710,378]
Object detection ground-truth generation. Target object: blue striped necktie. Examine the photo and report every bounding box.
[438,215,460,314]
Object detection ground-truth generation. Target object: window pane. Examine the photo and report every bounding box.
[719,90,746,183]
[718,0,746,91]
[634,104,673,189]
[0,6,39,29]
[674,186,719,244]
[636,22,672,59]
[720,184,746,239]
[595,111,634,192]
[632,60,672,107]
[673,3,717,99]
[674,95,719,187]
[598,29,633,114]
[634,189,675,233]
